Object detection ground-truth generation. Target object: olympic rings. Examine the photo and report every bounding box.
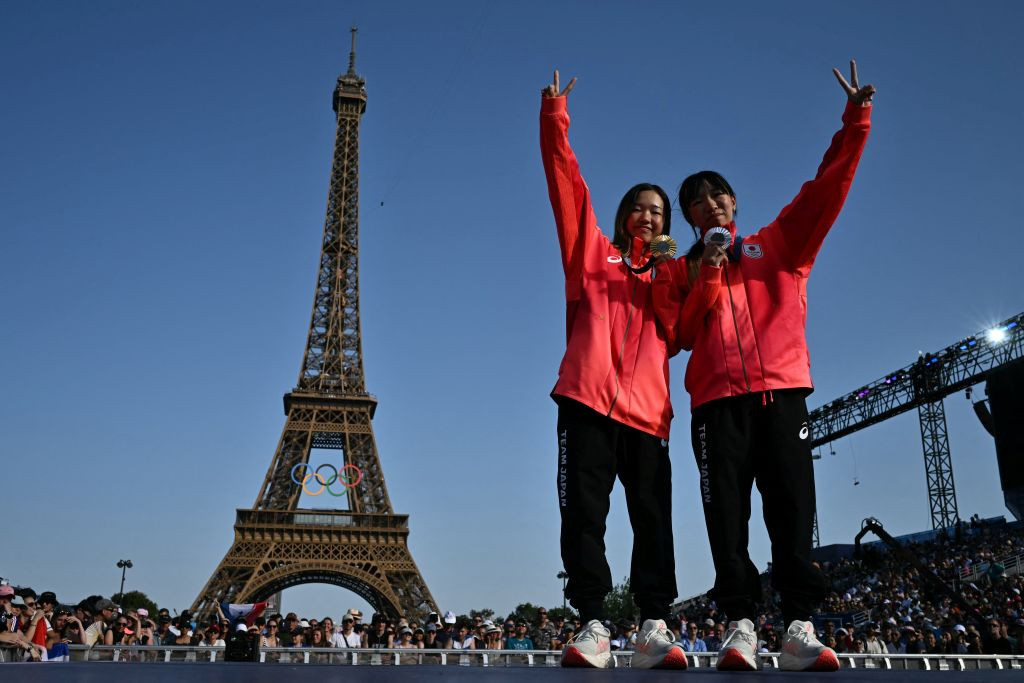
[290,462,363,497]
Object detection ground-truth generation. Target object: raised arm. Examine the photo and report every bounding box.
[771,60,874,273]
[540,70,600,287]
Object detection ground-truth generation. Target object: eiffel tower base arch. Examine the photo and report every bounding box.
[191,509,436,622]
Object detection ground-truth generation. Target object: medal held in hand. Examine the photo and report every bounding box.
[625,235,677,274]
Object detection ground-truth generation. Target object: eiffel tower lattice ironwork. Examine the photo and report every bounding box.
[192,29,437,621]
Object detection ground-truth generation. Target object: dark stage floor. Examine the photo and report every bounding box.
[2,663,1023,683]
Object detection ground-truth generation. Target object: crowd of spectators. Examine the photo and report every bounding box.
[675,517,1024,657]
[3,518,1022,663]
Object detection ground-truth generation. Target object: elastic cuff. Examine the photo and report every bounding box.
[541,96,567,115]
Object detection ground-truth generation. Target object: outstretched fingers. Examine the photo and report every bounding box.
[833,67,854,96]
[542,69,576,98]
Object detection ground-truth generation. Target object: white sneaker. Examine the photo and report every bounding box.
[631,619,688,669]
[779,620,839,671]
[561,619,612,668]
[716,618,759,671]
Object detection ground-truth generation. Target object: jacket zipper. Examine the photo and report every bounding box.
[723,264,752,393]
[608,274,640,417]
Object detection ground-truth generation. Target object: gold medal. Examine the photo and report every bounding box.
[650,234,677,259]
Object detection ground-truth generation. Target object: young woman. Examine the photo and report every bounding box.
[540,70,686,671]
[450,624,475,650]
[662,61,874,673]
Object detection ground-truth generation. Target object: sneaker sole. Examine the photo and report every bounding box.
[655,647,689,669]
[808,649,840,671]
[561,647,610,668]
[780,648,840,672]
[716,647,758,671]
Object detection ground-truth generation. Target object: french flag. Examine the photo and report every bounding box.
[220,601,268,626]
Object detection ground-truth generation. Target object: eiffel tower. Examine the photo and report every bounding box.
[192,29,437,622]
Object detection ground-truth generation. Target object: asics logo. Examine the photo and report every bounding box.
[799,422,809,440]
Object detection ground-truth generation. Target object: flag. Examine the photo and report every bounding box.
[220,601,268,627]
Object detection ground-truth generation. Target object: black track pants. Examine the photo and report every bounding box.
[690,389,826,625]
[556,398,677,623]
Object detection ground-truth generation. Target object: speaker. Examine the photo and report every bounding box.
[987,360,1024,521]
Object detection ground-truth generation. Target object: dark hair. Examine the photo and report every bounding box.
[678,171,737,284]
[612,183,671,255]
[677,171,736,229]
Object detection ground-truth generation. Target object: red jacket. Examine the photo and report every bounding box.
[540,96,674,439]
[660,101,871,410]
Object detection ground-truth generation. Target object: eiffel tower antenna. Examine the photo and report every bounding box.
[192,28,437,621]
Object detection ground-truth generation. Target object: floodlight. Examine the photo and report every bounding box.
[986,327,1007,344]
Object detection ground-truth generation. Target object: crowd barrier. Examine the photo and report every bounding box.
[2,645,1023,670]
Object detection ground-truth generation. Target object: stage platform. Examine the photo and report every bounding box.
[1,662,1023,682]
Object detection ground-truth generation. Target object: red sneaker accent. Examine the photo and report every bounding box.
[561,647,594,668]
[809,649,840,671]
[655,647,689,669]
[717,648,757,671]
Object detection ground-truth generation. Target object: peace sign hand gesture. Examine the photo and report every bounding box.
[542,69,577,99]
[833,59,876,106]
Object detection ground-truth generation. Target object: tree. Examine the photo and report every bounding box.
[505,602,540,625]
[602,577,638,624]
[112,590,158,615]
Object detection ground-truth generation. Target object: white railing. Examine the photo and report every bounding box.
[958,550,1024,583]
[3,645,1022,670]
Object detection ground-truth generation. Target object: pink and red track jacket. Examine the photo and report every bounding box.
[540,96,674,439]
[660,101,872,411]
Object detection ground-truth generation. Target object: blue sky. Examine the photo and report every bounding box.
[2,0,1022,620]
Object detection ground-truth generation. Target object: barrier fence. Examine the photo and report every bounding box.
[3,645,1024,670]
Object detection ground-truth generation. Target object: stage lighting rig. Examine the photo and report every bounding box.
[809,311,1023,533]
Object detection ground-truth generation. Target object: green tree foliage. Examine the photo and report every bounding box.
[602,577,638,623]
[112,591,158,614]
[505,602,540,625]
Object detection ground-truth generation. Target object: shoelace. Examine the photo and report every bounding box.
[638,626,675,647]
[723,628,756,650]
[567,624,606,647]
[788,626,816,646]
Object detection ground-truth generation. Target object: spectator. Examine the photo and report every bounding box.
[703,620,723,652]
[424,623,438,648]
[505,621,534,650]
[332,615,360,648]
[985,618,1013,654]
[531,608,556,651]
[365,615,393,649]
[156,615,176,646]
[201,625,224,647]
[864,623,887,654]
[452,623,475,650]
[309,628,328,648]
[261,618,281,648]
[395,627,417,649]
[680,621,707,653]
[482,624,503,650]
[320,617,336,645]
[83,598,117,646]
[434,611,456,649]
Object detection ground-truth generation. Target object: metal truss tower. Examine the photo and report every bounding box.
[809,312,1022,532]
[192,29,437,621]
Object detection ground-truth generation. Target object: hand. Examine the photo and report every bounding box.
[542,69,576,99]
[702,244,727,268]
[833,60,875,106]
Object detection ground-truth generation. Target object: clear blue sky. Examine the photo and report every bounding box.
[3,1,1022,620]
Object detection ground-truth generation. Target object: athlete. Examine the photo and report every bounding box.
[662,61,875,672]
[540,70,687,670]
